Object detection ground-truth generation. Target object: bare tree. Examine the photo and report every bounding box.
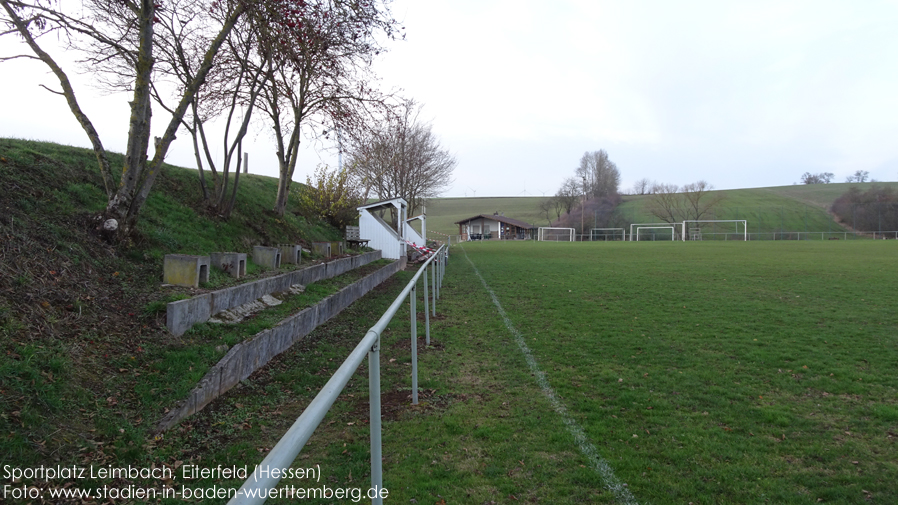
[648,180,723,239]
[576,150,620,198]
[255,0,401,217]
[153,3,268,218]
[537,197,554,225]
[682,180,723,222]
[800,172,834,184]
[647,182,683,225]
[0,0,250,238]
[348,100,456,216]
[632,178,654,195]
[846,170,870,183]
[554,177,581,215]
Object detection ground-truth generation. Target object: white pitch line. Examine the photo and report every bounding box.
[462,248,638,505]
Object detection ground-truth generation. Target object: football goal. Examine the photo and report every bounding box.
[538,227,575,242]
[590,228,626,241]
[681,220,747,241]
[635,226,675,241]
[629,222,683,241]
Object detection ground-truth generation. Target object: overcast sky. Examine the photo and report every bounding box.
[2,0,898,197]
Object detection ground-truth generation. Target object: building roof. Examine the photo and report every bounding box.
[454,214,536,229]
[358,197,408,211]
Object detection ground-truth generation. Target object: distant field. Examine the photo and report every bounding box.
[426,182,898,240]
[425,240,898,503]
[762,182,898,209]
[424,196,549,236]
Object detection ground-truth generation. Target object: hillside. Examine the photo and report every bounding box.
[0,138,348,470]
[424,196,551,237]
[423,183,898,238]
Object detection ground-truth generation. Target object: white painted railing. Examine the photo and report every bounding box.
[228,246,448,505]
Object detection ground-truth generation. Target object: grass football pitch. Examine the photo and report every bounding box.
[411,240,898,504]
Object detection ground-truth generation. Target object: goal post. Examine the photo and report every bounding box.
[590,228,626,241]
[681,220,748,241]
[635,226,675,241]
[537,227,575,242]
[630,222,683,241]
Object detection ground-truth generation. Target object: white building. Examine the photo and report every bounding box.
[357,198,408,259]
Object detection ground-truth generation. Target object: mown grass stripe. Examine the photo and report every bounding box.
[461,245,639,505]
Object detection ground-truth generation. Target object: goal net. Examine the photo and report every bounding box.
[590,228,626,241]
[538,227,575,242]
[681,220,747,241]
[635,226,675,241]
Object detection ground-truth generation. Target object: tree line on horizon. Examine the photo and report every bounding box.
[538,148,894,238]
[541,150,722,238]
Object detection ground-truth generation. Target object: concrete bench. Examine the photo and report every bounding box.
[312,242,332,258]
[210,252,247,279]
[163,254,210,288]
[253,246,281,269]
[279,244,301,264]
[330,241,345,256]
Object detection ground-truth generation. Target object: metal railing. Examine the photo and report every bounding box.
[687,231,898,240]
[228,246,448,505]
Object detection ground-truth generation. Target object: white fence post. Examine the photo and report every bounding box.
[369,336,383,505]
[410,283,418,405]
[423,267,431,345]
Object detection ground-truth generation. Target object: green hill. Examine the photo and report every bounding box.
[424,196,551,237]
[424,183,898,239]
[0,138,346,468]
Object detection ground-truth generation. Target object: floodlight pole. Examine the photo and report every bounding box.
[581,176,586,242]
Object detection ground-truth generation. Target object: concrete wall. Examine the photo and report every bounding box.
[156,256,405,432]
[167,250,382,336]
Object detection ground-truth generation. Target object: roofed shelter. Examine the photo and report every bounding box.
[358,197,407,259]
[404,211,426,248]
[455,213,536,241]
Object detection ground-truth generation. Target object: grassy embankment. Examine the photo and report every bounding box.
[0,138,384,486]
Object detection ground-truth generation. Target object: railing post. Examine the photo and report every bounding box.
[423,265,430,346]
[410,283,418,405]
[436,251,442,300]
[368,336,383,505]
[431,260,437,317]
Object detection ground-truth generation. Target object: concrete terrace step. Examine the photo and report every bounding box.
[166,250,382,336]
[156,255,407,431]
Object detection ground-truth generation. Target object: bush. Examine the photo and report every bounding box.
[297,165,364,230]
[831,185,898,231]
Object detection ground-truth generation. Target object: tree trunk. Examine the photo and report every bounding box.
[110,3,246,236]
[273,130,301,217]
[0,1,115,197]
[274,174,291,216]
[104,0,156,235]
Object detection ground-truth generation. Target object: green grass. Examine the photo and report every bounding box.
[430,240,898,503]
[0,137,352,474]
[762,182,898,209]
[3,137,897,502]
[136,240,896,504]
[424,183,898,239]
